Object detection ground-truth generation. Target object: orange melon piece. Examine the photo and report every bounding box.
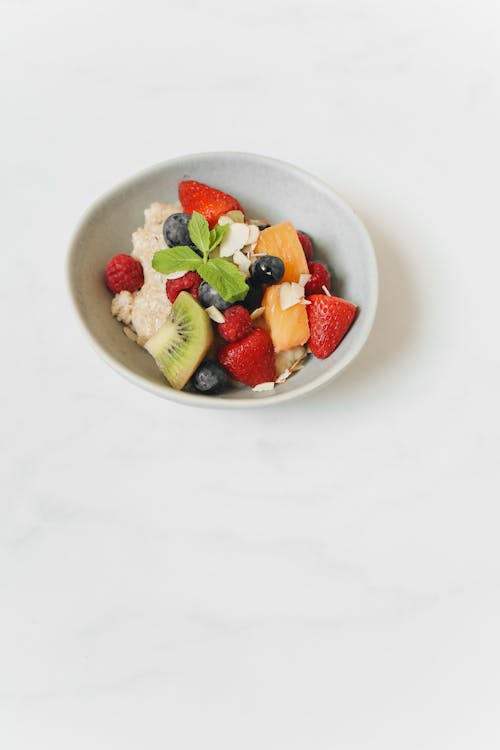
[263,285,310,352]
[255,222,308,283]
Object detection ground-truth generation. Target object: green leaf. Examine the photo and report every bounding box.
[152,246,202,275]
[188,211,210,258]
[198,258,249,303]
[209,222,230,253]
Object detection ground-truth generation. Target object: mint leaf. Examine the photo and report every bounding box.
[152,246,202,275]
[209,223,230,253]
[188,212,210,258]
[198,258,249,303]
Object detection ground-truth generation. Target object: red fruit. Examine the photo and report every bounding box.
[306,294,357,359]
[166,271,201,303]
[217,305,252,343]
[104,254,144,294]
[218,328,276,387]
[297,230,313,261]
[178,180,243,228]
[305,261,331,296]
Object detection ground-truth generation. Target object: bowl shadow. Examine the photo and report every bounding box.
[304,206,419,405]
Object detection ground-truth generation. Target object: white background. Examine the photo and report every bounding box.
[2,0,500,747]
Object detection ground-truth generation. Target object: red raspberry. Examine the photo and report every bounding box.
[166,271,202,303]
[304,261,331,296]
[104,254,144,293]
[297,230,313,262]
[217,305,252,343]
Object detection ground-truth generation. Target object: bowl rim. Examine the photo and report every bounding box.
[67,150,378,408]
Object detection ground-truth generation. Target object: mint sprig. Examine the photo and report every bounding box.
[152,212,248,302]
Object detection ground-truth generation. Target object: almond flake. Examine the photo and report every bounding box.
[280,281,305,310]
[123,326,138,342]
[206,305,225,323]
[233,249,251,276]
[218,215,233,226]
[252,381,275,392]
[250,306,265,320]
[276,368,291,384]
[219,222,251,258]
[225,210,245,223]
[322,285,331,296]
[298,273,311,287]
[165,270,187,280]
[247,224,260,244]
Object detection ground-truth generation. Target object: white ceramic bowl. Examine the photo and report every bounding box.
[67,152,378,408]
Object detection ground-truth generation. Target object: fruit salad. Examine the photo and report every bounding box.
[104,179,357,395]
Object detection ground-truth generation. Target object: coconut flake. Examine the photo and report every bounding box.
[206,306,225,323]
[252,381,275,392]
[219,223,251,258]
[280,281,305,310]
[250,306,265,320]
[165,270,188,280]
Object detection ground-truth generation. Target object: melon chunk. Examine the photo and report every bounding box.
[255,222,308,283]
[263,285,310,352]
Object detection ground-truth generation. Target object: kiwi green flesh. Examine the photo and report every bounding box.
[144,291,214,390]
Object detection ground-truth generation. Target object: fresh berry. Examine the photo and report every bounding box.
[217,305,252,343]
[250,255,285,286]
[297,230,313,262]
[218,328,276,387]
[242,284,264,311]
[104,254,144,294]
[192,360,228,394]
[163,212,199,253]
[258,223,270,231]
[304,261,331,296]
[198,281,232,311]
[166,271,201,303]
[306,294,357,359]
[178,180,243,229]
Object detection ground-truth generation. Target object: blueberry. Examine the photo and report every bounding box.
[163,213,200,254]
[192,361,228,394]
[250,255,285,286]
[242,284,264,311]
[258,223,270,231]
[198,281,233,311]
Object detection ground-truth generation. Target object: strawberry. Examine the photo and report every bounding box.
[104,254,144,293]
[166,271,201,303]
[304,261,331,296]
[306,294,357,359]
[217,305,252,343]
[297,230,313,262]
[218,328,276,387]
[178,180,243,228]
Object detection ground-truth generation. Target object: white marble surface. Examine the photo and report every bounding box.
[2,0,500,747]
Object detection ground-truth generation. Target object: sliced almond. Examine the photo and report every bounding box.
[233,249,251,276]
[252,381,275,392]
[225,210,245,223]
[219,223,251,258]
[280,281,306,310]
[322,285,331,296]
[276,368,291,384]
[218,215,233,226]
[165,269,188,280]
[298,273,311,287]
[123,326,138,342]
[250,306,265,320]
[206,305,225,323]
[247,224,260,244]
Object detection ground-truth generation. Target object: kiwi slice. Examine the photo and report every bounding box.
[145,291,214,390]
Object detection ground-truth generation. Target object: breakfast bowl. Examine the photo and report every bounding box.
[67,152,378,408]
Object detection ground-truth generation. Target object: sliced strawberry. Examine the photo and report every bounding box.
[306,294,357,359]
[218,328,276,387]
[178,180,244,228]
